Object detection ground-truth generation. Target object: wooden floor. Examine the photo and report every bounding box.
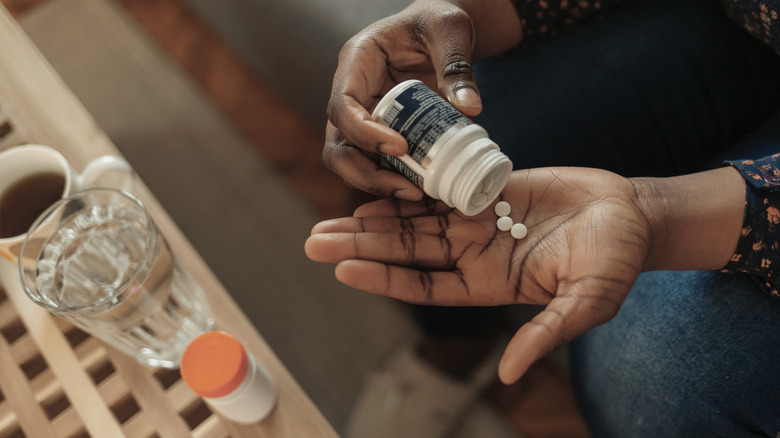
[2,0,591,436]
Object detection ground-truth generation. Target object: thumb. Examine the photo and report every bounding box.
[497,307,568,384]
[427,8,482,116]
[497,280,620,384]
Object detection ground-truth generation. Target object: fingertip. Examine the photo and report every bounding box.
[449,87,482,117]
[497,353,524,385]
[379,142,407,157]
[303,235,320,260]
[497,325,542,384]
[498,371,516,386]
[334,259,363,286]
[335,259,387,293]
[310,221,329,235]
[394,187,424,202]
[359,119,408,152]
[333,260,351,281]
[304,233,344,262]
[310,218,352,234]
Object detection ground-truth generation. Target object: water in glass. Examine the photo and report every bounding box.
[32,201,213,368]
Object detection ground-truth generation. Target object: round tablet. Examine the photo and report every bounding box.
[510,223,528,239]
[470,192,488,206]
[494,201,511,217]
[483,179,494,194]
[496,216,513,232]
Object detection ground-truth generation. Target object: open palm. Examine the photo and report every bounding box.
[306,167,653,382]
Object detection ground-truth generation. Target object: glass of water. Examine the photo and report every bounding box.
[18,188,214,369]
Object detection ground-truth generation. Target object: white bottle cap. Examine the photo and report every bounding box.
[438,135,512,216]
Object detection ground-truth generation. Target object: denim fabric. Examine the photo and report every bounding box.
[570,271,780,437]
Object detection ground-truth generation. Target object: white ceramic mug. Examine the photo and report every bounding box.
[0,144,134,262]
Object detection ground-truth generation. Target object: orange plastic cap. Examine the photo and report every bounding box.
[180,331,249,398]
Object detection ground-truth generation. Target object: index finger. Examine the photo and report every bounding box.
[334,259,481,306]
[327,41,407,156]
[330,95,407,156]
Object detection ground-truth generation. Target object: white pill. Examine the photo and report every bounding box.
[483,179,494,193]
[496,216,513,232]
[494,201,511,217]
[470,192,488,206]
[511,223,528,239]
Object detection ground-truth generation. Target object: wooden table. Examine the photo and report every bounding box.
[0,4,339,437]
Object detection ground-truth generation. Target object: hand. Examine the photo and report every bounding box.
[306,167,653,383]
[324,0,522,200]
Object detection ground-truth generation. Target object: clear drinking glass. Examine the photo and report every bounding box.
[19,188,215,368]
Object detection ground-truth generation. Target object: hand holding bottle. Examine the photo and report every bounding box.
[323,0,522,200]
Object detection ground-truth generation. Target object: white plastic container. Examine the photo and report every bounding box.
[372,79,513,216]
[180,331,277,424]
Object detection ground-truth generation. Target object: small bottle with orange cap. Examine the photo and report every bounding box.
[180,331,277,424]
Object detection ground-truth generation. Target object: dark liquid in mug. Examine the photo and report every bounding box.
[0,172,65,238]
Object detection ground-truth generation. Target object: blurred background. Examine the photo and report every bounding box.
[1,0,589,436]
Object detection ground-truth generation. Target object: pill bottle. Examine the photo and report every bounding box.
[180,331,276,424]
[372,79,513,216]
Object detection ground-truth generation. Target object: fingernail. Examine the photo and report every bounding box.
[453,88,481,110]
[380,142,406,156]
[395,188,423,201]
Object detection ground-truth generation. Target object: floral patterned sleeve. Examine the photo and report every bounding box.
[721,0,780,55]
[507,1,780,55]
[722,154,780,296]
[508,0,627,39]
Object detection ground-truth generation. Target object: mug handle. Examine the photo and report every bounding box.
[78,155,135,192]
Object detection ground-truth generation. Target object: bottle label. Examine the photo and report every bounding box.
[381,154,423,186]
[377,82,471,186]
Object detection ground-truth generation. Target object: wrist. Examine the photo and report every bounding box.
[631,167,745,272]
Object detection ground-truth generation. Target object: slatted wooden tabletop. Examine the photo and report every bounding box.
[0,3,338,437]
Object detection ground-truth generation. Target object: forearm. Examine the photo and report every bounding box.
[633,166,745,272]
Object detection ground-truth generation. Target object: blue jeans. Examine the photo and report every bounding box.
[473,0,780,435]
[570,270,780,437]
